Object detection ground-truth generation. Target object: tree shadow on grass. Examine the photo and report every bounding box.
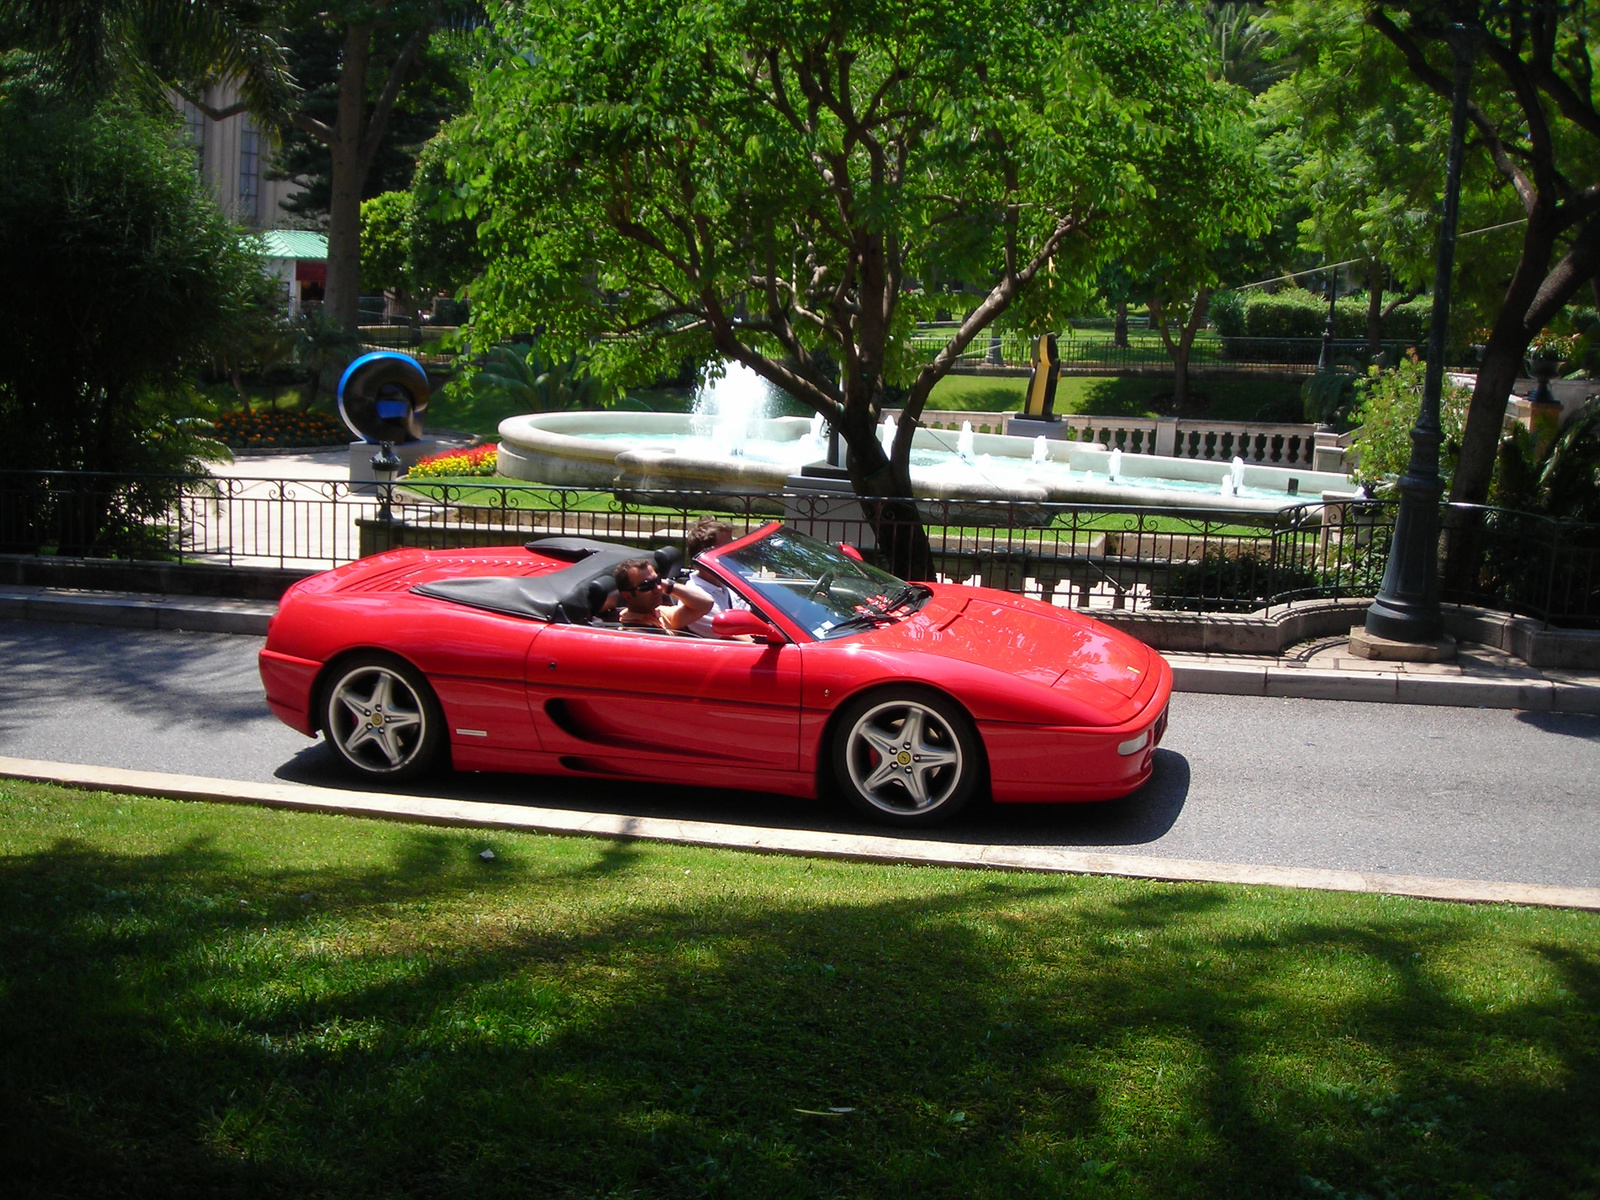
[274,743,1189,851]
[2,809,1597,1199]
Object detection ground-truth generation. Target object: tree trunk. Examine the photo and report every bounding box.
[322,23,372,334]
[1150,288,1210,417]
[839,400,934,580]
[1113,300,1129,349]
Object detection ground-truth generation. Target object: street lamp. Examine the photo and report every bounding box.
[1317,265,1338,374]
[370,440,401,530]
[1358,25,1477,654]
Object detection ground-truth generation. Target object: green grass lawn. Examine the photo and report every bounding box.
[4,781,1597,1198]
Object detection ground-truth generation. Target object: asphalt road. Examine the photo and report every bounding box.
[4,618,1598,889]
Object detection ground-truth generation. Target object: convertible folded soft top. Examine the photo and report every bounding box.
[409,538,682,623]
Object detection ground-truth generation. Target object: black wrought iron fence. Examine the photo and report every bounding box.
[2,470,1595,625]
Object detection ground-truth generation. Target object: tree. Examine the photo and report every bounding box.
[0,87,275,547]
[0,0,293,113]
[361,188,417,311]
[1272,0,1600,586]
[267,14,472,224]
[453,0,1245,571]
[1262,4,1444,366]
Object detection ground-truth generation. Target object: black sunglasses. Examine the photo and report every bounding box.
[623,576,662,592]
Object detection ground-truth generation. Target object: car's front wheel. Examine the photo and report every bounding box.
[832,688,982,826]
[321,653,445,782]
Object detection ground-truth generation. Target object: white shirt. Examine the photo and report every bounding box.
[686,569,748,637]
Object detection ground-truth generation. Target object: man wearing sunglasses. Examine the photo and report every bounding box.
[614,557,715,634]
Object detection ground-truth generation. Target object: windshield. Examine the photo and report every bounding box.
[713,527,927,640]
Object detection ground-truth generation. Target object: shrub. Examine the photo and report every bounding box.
[1244,289,1328,339]
[1347,356,1471,490]
[1209,290,1245,338]
[1148,550,1321,613]
[1301,370,1360,426]
[469,343,618,412]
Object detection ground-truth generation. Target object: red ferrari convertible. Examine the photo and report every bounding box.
[259,523,1171,826]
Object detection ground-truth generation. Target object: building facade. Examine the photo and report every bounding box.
[177,88,304,230]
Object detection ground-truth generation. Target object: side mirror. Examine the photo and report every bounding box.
[711,609,786,644]
[838,543,864,561]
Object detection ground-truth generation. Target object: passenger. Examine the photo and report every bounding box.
[614,557,714,634]
[683,518,749,636]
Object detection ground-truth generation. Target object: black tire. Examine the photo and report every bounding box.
[320,653,446,782]
[831,687,982,826]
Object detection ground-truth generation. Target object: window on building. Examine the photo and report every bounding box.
[238,117,261,225]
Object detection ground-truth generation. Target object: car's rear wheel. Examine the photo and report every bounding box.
[832,688,982,826]
[321,653,445,782]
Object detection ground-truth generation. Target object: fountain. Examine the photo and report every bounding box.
[494,362,1357,517]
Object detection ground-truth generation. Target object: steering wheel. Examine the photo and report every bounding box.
[811,570,835,601]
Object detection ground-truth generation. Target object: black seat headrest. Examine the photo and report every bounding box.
[585,574,618,619]
[654,545,684,578]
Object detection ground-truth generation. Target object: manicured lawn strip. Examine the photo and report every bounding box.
[3,781,1597,1198]
[398,480,1271,541]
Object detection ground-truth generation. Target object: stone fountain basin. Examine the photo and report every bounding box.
[496,410,1356,518]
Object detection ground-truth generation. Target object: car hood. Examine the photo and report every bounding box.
[864,590,1157,702]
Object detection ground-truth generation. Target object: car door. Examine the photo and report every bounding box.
[524,624,802,769]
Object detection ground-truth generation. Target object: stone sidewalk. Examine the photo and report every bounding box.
[3,580,1598,712]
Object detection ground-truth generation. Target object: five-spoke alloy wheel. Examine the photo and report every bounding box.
[321,653,445,781]
[832,687,982,826]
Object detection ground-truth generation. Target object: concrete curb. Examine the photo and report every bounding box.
[1167,659,1600,711]
[0,587,275,635]
[4,756,1597,912]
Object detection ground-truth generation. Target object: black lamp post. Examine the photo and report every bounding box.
[1317,265,1338,374]
[370,440,401,530]
[1362,26,1477,647]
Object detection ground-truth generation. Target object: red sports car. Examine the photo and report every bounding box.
[259,523,1171,826]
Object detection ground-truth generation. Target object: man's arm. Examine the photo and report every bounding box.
[659,578,715,632]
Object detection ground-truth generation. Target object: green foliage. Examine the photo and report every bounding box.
[1301,370,1359,426]
[1233,290,1429,343]
[1347,358,1471,490]
[270,9,474,222]
[1243,289,1330,339]
[468,343,629,414]
[0,0,294,117]
[1209,289,1246,337]
[360,190,415,298]
[1493,399,1600,525]
[1149,550,1320,612]
[0,90,275,477]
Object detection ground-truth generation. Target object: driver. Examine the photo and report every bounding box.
[614,558,714,634]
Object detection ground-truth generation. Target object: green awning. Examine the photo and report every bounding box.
[254,229,328,261]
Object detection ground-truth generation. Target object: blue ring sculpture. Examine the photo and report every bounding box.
[337,351,430,444]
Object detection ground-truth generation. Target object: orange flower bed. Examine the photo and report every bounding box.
[212,408,349,449]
